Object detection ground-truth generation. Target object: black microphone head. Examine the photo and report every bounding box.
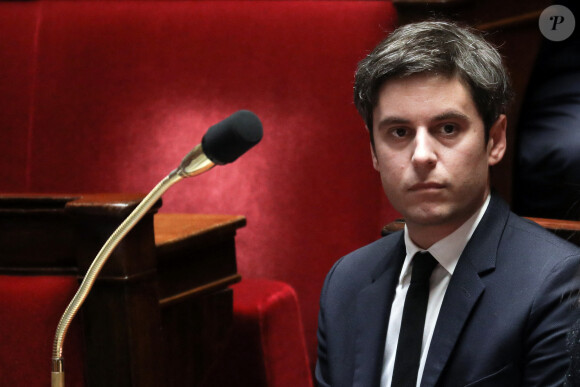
[201,110,263,165]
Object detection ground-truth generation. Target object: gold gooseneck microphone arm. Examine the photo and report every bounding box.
[50,145,214,387]
[50,109,262,387]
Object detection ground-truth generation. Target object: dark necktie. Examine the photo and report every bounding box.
[391,251,438,387]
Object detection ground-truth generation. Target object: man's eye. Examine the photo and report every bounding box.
[441,124,456,134]
[392,128,408,137]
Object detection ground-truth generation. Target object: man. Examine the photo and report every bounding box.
[316,21,580,387]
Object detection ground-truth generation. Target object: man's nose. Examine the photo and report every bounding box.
[411,129,437,167]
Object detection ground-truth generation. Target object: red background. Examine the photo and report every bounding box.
[0,0,399,378]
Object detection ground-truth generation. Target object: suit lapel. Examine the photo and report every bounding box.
[420,193,510,387]
[353,235,406,387]
[420,259,485,387]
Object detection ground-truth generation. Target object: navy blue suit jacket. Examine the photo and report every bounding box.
[316,194,580,386]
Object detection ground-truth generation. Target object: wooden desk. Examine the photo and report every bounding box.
[155,213,245,387]
[0,194,245,386]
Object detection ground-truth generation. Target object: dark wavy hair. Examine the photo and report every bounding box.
[354,21,513,146]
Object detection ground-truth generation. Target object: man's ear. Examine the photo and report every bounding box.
[487,114,507,166]
[371,143,380,171]
[369,126,380,171]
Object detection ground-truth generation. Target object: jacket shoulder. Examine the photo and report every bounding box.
[321,232,403,295]
[505,213,580,257]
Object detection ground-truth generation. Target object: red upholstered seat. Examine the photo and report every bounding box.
[0,275,84,386]
[208,279,313,387]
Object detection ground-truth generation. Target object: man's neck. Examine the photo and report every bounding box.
[408,224,464,250]
[406,194,491,249]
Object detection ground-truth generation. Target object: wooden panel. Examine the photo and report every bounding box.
[382,217,580,247]
[155,213,245,306]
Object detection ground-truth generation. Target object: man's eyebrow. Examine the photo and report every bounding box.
[376,111,471,129]
[432,111,471,122]
[376,116,411,128]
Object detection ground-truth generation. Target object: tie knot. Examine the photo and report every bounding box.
[411,251,438,283]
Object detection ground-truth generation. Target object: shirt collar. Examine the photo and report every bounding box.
[403,194,491,277]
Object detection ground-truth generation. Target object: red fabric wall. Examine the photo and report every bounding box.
[0,1,399,372]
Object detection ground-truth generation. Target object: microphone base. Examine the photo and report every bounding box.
[51,372,64,387]
[51,357,64,387]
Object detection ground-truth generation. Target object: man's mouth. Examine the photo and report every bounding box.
[408,182,445,191]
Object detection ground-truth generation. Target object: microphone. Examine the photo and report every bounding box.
[51,110,263,387]
[203,109,263,165]
[176,110,263,177]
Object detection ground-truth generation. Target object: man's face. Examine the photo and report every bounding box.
[371,74,506,235]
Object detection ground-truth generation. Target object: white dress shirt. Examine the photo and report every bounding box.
[380,194,490,387]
